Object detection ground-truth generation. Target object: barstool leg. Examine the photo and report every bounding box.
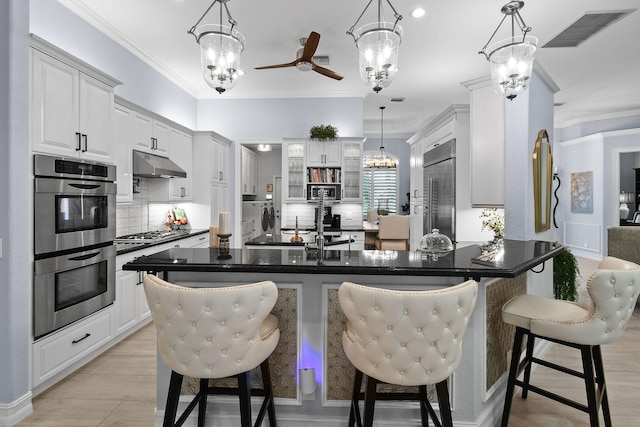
[198,378,208,427]
[418,385,429,427]
[349,369,363,427]
[501,327,525,427]
[260,359,277,427]
[581,346,601,427]
[592,345,612,427]
[521,332,535,399]
[363,375,378,427]
[435,379,453,427]
[164,370,184,427]
[237,371,252,427]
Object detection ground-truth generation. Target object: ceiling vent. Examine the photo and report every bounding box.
[312,55,330,65]
[543,10,634,48]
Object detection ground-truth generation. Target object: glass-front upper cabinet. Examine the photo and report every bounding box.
[342,139,363,202]
[283,141,306,201]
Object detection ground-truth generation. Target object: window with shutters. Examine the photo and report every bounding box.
[362,152,399,218]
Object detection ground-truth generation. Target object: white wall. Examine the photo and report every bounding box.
[0,0,32,420]
[196,97,364,139]
[555,129,640,259]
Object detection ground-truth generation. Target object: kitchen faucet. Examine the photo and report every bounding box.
[315,190,326,259]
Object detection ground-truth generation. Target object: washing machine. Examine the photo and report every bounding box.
[261,201,276,234]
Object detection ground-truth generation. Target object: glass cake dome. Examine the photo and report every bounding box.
[419,229,453,260]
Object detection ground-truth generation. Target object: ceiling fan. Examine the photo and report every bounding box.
[255,31,343,80]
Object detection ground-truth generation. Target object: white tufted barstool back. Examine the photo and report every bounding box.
[144,274,280,379]
[143,274,279,427]
[338,280,478,427]
[339,280,478,386]
[500,256,640,427]
[503,256,640,347]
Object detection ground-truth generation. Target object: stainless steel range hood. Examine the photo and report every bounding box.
[132,150,186,178]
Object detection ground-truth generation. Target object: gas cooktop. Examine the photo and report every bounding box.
[115,229,189,243]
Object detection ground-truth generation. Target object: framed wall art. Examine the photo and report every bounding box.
[570,171,593,213]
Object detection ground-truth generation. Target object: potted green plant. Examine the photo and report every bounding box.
[309,124,338,141]
[553,248,579,301]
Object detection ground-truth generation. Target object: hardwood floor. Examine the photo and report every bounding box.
[16,257,640,426]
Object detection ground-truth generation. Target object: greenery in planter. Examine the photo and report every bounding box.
[553,247,580,301]
[309,124,338,140]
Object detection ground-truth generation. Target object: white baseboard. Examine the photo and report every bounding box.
[0,392,32,427]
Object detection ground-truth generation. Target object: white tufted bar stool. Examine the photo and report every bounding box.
[338,280,478,427]
[143,274,280,427]
[501,256,640,427]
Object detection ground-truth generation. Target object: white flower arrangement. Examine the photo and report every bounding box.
[480,208,504,243]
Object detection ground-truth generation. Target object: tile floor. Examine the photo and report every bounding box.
[16,257,640,426]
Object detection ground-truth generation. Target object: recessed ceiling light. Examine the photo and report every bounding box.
[410,8,426,18]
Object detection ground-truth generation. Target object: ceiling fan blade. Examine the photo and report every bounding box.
[255,61,297,70]
[300,31,320,61]
[313,64,344,81]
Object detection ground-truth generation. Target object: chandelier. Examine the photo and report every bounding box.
[478,1,538,100]
[347,0,403,93]
[188,0,245,94]
[366,106,397,168]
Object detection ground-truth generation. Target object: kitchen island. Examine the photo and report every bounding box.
[124,240,562,426]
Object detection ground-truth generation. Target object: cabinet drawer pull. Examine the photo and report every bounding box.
[72,333,91,344]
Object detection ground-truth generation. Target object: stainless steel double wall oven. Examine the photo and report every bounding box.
[33,154,117,339]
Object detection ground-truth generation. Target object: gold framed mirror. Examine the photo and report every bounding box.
[533,129,553,232]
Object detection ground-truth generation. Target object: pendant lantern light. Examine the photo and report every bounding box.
[188,0,245,94]
[478,1,538,100]
[347,0,403,93]
[366,106,397,168]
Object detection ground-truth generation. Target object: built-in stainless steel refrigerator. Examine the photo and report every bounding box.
[423,139,456,242]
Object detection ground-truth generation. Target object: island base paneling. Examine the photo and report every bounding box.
[158,270,509,426]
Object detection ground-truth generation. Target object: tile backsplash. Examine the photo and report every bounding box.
[116,177,176,237]
[116,178,149,237]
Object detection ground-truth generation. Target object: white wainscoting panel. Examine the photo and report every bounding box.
[564,222,601,253]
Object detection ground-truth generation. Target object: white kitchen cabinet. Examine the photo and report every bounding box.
[241,146,258,195]
[168,129,193,200]
[148,128,193,201]
[115,252,150,337]
[32,306,114,389]
[342,139,363,202]
[283,141,306,201]
[192,132,231,235]
[467,83,505,207]
[409,201,424,250]
[211,138,230,185]
[30,45,119,163]
[132,112,170,155]
[211,184,229,229]
[185,234,210,248]
[409,139,424,201]
[113,103,134,203]
[306,140,341,166]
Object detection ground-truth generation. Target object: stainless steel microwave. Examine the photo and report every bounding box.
[308,184,340,200]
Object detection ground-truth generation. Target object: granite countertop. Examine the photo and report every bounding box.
[281,226,365,233]
[245,234,354,247]
[123,239,563,280]
[116,229,208,255]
